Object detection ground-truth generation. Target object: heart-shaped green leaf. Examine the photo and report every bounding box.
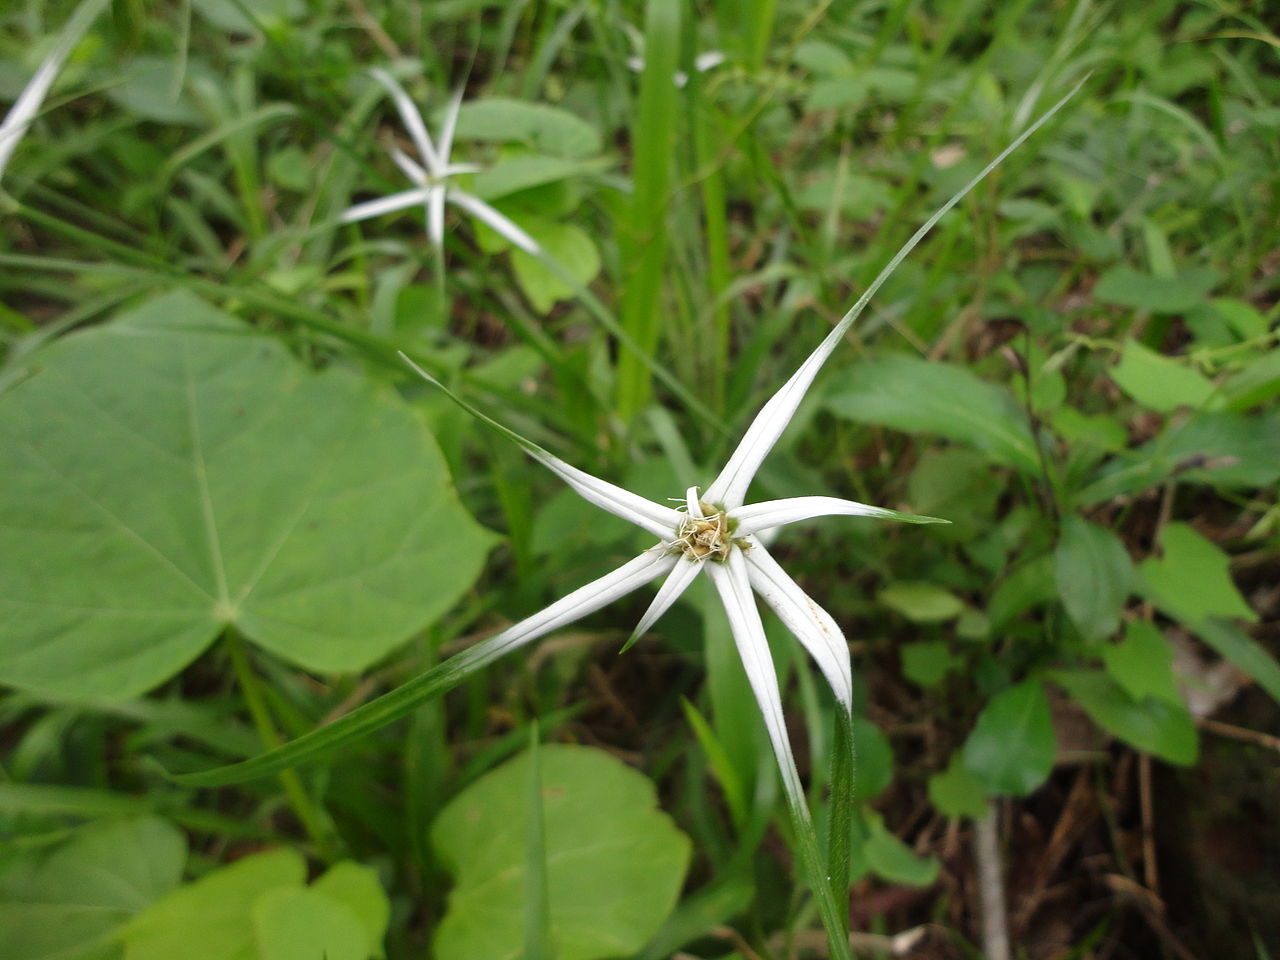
[0,291,493,698]
[431,744,691,960]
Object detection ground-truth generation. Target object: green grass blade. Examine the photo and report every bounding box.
[827,707,856,938]
[164,627,524,787]
[615,0,680,421]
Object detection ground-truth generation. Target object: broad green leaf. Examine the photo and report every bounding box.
[928,754,988,820]
[511,218,601,313]
[0,291,493,698]
[878,582,965,623]
[450,100,603,158]
[252,888,367,960]
[311,863,390,960]
[122,849,306,960]
[431,745,690,960]
[0,816,186,960]
[962,679,1056,796]
[1051,670,1197,765]
[1110,339,1216,412]
[1054,515,1132,642]
[1139,523,1256,625]
[1093,265,1218,314]
[826,355,1039,473]
[900,640,960,688]
[860,811,939,888]
[1103,621,1181,705]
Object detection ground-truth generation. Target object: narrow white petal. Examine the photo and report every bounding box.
[731,496,947,537]
[0,0,106,181]
[340,187,433,223]
[623,556,702,650]
[536,450,683,539]
[703,349,828,509]
[704,81,1086,509]
[744,539,852,710]
[370,67,441,174]
[685,486,704,518]
[389,145,428,186]
[398,353,683,539]
[461,550,677,669]
[694,50,726,72]
[427,186,446,249]
[437,86,465,167]
[447,189,541,254]
[440,162,482,176]
[706,550,809,817]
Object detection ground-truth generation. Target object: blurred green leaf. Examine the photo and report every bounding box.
[1052,670,1197,765]
[122,849,385,960]
[310,863,390,960]
[0,292,493,698]
[1110,339,1215,412]
[1055,515,1132,642]
[252,888,367,960]
[191,0,303,31]
[878,582,965,623]
[987,554,1056,631]
[450,100,603,158]
[511,218,601,313]
[851,716,894,802]
[1093,265,1218,314]
[472,154,608,201]
[963,680,1055,796]
[1139,523,1256,625]
[900,640,960,688]
[1103,621,1181,706]
[0,817,186,960]
[1079,410,1280,502]
[827,356,1038,473]
[122,849,305,960]
[928,754,989,820]
[906,448,1000,542]
[861,811,939,887]
[431,745,690,960]
[106,56,201,124]
[1218,349,1280,413]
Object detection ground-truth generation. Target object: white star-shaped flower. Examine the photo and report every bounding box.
[401,305,944,823]
[341,68,539,255]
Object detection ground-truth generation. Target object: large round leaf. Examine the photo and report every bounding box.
[431,744,691,960]
[0,291,493,698]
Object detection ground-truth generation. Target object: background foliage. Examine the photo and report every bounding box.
[1,0,1277,957]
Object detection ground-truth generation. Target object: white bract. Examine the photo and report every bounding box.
[341,69,539,255]
[403,310,944,818]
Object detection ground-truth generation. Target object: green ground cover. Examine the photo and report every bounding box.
[2,1,1277,957]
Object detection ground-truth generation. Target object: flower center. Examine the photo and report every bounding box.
[670,501,744,563]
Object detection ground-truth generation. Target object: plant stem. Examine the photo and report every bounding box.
[225,628,334,856]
